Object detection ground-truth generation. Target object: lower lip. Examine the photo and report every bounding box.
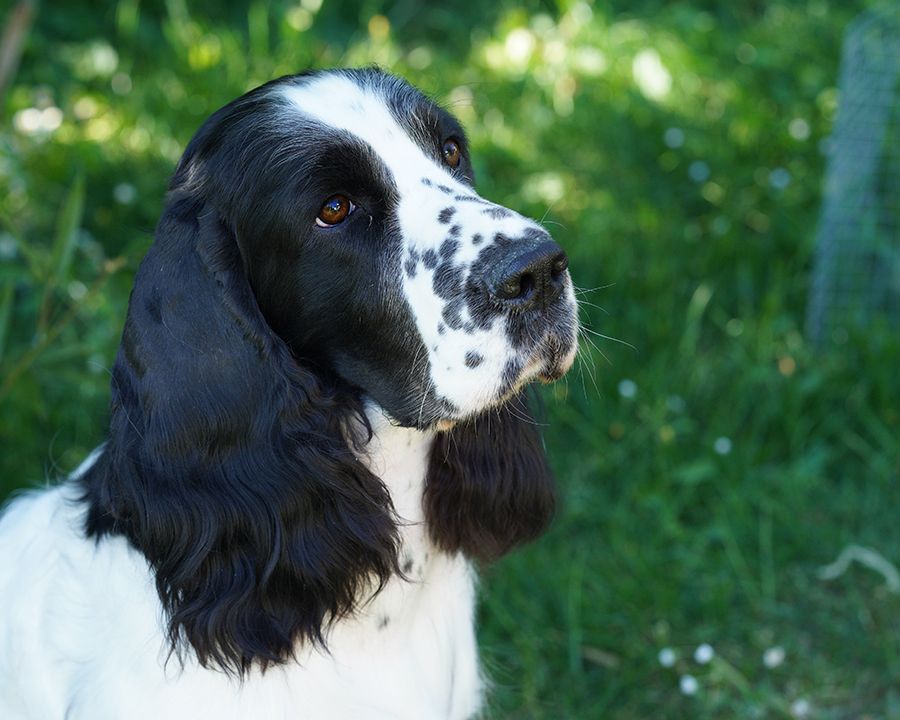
[535,340,577,383]
[537,367,564,383]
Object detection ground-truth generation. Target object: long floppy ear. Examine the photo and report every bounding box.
[80,187,399,675]
[424,391,556,562]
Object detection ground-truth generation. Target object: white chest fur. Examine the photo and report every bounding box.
[0,417,482,720]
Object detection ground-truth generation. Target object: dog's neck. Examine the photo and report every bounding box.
[362,405,435,534]
[316,404,453,639]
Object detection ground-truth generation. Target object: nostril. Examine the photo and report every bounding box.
[496,272,535,301]
[550,252,568,281]
[488,239,566,306]
[496,276,520,300]
[518,273,536,299]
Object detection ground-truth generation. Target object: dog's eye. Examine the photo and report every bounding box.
[316,195,355,227]
[442,139,461,168]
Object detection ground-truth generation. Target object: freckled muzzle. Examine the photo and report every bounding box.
[398,179,578,423]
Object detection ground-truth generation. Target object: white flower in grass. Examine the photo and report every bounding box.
[664,127,684,149]
[0,233,16,260]
[679,674,699,696]
[714,436,732,455]
[763,645,785,669]
[13,106,63,134]
[789,118,810,141]
[666,395,685,413]
[658,647,676,667]
[769,167,791,190]
[617,379,637,399]
[632,49,672,100]
[790,698,811,718]
[113,182,137,205]
[67,281,88,301]
[693,643,714,664]
[688,160,710,183]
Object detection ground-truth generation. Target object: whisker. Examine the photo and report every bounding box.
[576,342,601,397]
[579,325,636,351]
[576,297,610,315]
[504,402,546,427]
[573,283,616,295]
[538,203,556,226]
[578,326,613,366]
[539,219,566,229]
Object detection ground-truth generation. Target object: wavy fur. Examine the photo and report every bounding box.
[425,393,556,562]
[81,192,401,675]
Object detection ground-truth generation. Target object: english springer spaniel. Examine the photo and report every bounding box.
[0,68,577,719]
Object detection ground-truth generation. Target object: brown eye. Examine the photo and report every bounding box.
[316,195,355,227]
[442,139,461,168]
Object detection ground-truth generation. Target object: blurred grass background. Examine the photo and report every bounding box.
[2,0,899,717]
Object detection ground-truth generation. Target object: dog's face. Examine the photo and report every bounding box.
[185,68,577,428]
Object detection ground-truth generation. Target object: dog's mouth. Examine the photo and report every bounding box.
[430,337,574,432]
[511,332,577,392]
[456,328,577,426]
[424,337,575,431]
[536,333,578,383]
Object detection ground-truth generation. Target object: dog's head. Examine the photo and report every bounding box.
[82,68,577,673]
[179,68,577,427]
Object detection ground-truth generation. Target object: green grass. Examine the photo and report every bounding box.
[2,1,899,717]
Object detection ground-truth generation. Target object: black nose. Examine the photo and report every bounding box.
[487,237,569,309]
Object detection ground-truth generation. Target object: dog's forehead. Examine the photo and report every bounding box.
[279,75,455,193]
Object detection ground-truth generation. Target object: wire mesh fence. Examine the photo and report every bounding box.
[807,4,900,344]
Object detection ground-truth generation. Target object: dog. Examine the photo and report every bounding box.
[0,68,578,719]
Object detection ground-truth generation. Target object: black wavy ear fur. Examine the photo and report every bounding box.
[80,177,399,675]
[424,392,556,562]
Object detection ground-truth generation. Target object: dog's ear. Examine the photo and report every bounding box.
[424,392,557,562]
[80,184,399,675]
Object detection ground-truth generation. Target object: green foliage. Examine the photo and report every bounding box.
[2,1,898,717]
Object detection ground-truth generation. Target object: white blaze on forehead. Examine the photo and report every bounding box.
[278,75,536,251]
[279,75,556,417]
[280,75,451,197]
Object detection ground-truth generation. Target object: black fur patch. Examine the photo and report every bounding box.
[482,207,512,220]
[438,207,456,224]
[441,298,465,330]
[422,249,438,270]
[144,291,163,324]
[464,351,483,368]
[404,249,420,278]
[439,238,460,260]
[433,262,464,300]
[499,358,523,397]
[454,194,488,205]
